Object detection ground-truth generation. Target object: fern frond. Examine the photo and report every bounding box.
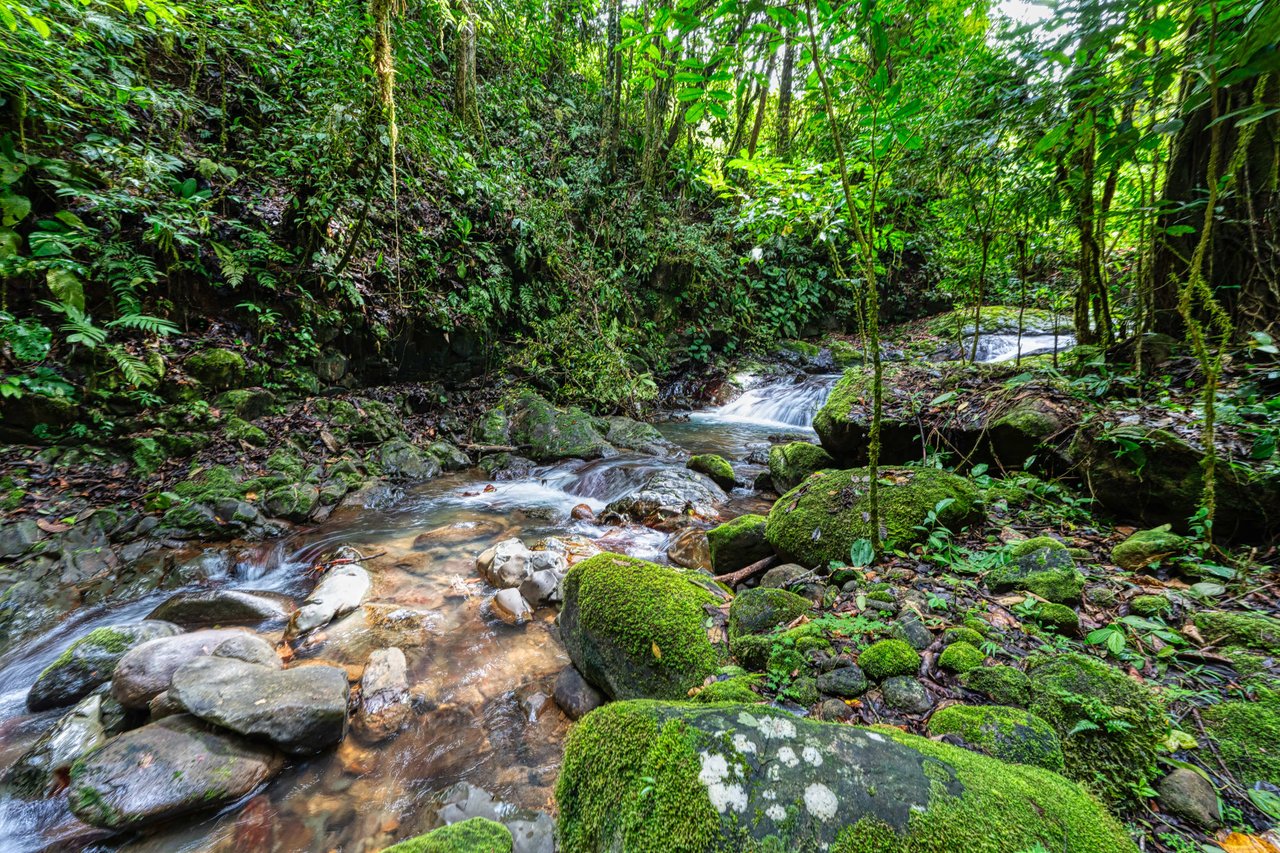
[107,344,160,388]
[106,313,180,336]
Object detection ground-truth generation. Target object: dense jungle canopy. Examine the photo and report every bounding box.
[0,0,1279,851]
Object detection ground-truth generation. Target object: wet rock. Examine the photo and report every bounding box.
[213,633,281,668]
[169,657,349,755]
[477,538,534,589]
[378,439,443,482]
[262,482,321,522]
[68,714,283,829]
[603,468,727,522]
[706,514,771,574]
[765,467,982,565]
[559,553,729,700]
[426,440,472,471]
[479,452,538,481]
[1157,768,1221,827]
[338,478,404,511]
[356,647,410,742]
[287,562,371,639]
[767,441,834,492]
[0,519,44,559]
[881,675,932,714]
[815,665,868,698]
[570,503,595,521]
[147,588,295,628]
[518,569,563,607]
[491,588,533,625]
[28,621,182,711]
[2,694,107,797]
[553,667,604,720]
[111,628,248,709]
[556,701,1137,853]
[601,416,677,457]
[476,390,613,462]
[666,527,711,572]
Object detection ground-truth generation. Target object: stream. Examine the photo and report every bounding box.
[0,336,1066,852]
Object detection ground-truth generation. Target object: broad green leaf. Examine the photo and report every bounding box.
[47,268,85,312]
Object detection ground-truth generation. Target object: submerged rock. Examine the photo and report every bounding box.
[491,588,534,625]
[110,627,249,709]
[666,527,711,572]
[147,588,295,628]
[559,553,728,700]
[555,701,1136,853]
[3,693,107,797]
[554,667,604,720]
[355,647,410,742]
[28,621,181,711]
[287,561,371,639]
[68,714,283,829]
[169,657,349,755]
[764,467,981,566]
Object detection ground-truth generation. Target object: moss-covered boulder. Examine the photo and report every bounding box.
[28,621,181,711]
[706,514,772,573]
[1201,688,1280,787]
[961,665,1031,707]
[262,482,320,522]
[224,416,268,447]
[813,367,920,464]
[1129,595,1170,617]
[985,400,1068,469]
[938,641,985,674]
[378,439,443,482]
[727,588,810,640]
[475,390,612,462]
[1028,652,1168,805]
[383,817,514,852]
[1110,525,1188,569]
[600,416,676,456]
[927,705,1064,771]
[1035,602,1080,633]
[765,467,981,566]
[987,547,1085,604]
[767,442,835,493]
[858,639,921,681]
[214,388,277,419]
[185,348,246,390]
[1194,611,1280,653]
[559,554,729,701]
[688,454,735,489]
[312,397,404,445]
[555,700,1136,853]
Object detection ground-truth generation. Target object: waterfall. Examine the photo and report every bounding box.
[699,374,840,430]
[969,333,1076,364]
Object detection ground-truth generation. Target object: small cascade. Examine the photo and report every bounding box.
[699,373,841,430]
[969,332,1076,364]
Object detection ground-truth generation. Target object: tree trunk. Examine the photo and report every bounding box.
[747,53,775,158]
[601,0,622,178]
[454,1,483,136]
[775,35,795,160]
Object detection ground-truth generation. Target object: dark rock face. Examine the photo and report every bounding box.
[553,666,605,720]
[2,693,107,797]
[168,656,349,755]
[147,589,295,628]
[111,628,249,709]
[68,715,283,829]
[28,621,182,711]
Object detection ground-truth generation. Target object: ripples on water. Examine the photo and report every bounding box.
[0,373,846,852]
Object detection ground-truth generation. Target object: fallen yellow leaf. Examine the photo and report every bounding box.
[651,641,661,660]
[1220,832,1280,853]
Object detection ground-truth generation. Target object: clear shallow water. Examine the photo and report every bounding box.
[0,374,839,852]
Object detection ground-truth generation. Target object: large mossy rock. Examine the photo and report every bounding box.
[767,441,834,493]
[383,817,514,852]
[706,514,771,573]
[1110,525,1188,569]
[727,588,811,639]
[558,554,729,701]
[68,715,283,829]
[926,704,1064,771]
[765,467,982,566]
[475,389,612,462]
[812,368,919,465]
[1027,652,1168,805]
[1071,421,1280,542]
[987,545,1085,604]
[185,348,246,390]
[28,621,181,711]
[1201,687,1280,787]
[555,700,1136,853]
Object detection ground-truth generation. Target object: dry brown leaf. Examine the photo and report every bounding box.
[1219,832,1280,853]
[35,518,71,533]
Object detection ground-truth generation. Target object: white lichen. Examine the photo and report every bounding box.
[758,716,797,739]
[777,746,800,767]
[804,782,839,821]
[733,734,758,755]
[698,751,747,814]
[802,745,823,767]
[766,804,787,822]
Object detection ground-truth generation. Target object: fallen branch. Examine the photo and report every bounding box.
[715,555,778,587]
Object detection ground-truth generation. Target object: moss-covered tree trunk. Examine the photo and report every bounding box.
[775,34,795,160]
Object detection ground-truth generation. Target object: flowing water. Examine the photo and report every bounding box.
[0,373,838,853]
[968,332,1076,363]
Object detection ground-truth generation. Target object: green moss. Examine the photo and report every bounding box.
[1201,690,1280,786]
[706,514,771,573]
[728,588,811,640]
[1027,652,1167,806]
[383,817,514,852]
[962,616,989,636]
[730,634,773,671]
[1194,611,1280,653]
[988,549,1085,604]
[991,403,1060,442]
[185,348,246,389]
[1035,603,1080,633]
[767,442,835,493]
[560,553,727,700]
[39,627,133,679]
[1008,537,1066,559]
[556,701,1137,853]
[266,449,305,481]
[1110,525,1188,570]
[960,666,1031,707]
[1129,595,1170,617]
[687,453,735,488]
[765,467,981,566]
[785,675,820,707]
[224,417,268,447]
[130,437,167,476]
[694,675,762,704]
[942,627,984,646]
[173,464,244,503]
[858,639,920,681]
[938,642,985,674]
[926,704,1064,771]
